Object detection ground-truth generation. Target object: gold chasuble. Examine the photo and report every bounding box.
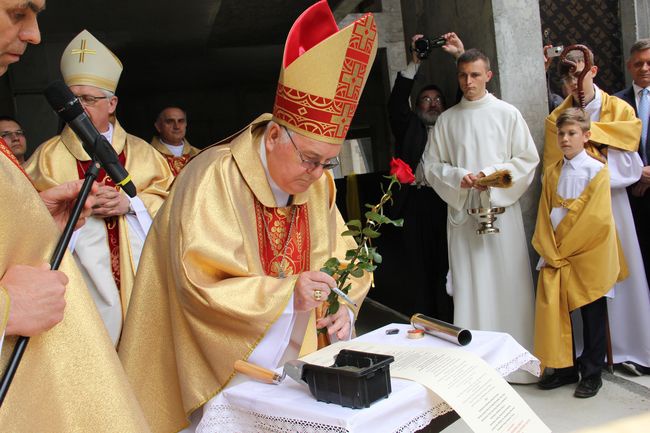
[532,162,624,369]
[543,92,641,169]
[24,120,173,313]
[150,136,200,176]
[119,114,370,433]
[0,149,150,431]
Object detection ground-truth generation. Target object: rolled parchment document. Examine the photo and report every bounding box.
[410,313,472,346]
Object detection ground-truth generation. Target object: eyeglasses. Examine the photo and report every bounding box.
[0,130,24,140]
[419,96,443,105]
[74,94,109,106]
[283,126,340,171]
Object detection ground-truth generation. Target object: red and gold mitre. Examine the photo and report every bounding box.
[272,0,378,145]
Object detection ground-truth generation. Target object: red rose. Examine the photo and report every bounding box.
[389,157,415,184]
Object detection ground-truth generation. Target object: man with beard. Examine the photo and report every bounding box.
[379,33,463,321]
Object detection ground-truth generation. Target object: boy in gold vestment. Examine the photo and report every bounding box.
[533,108,622,398]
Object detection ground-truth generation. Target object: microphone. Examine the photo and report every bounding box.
[44,80,137,197]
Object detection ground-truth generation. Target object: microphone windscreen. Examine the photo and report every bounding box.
[44,80,84,122]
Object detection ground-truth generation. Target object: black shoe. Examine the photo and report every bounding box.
[537,371,579,390]
[574,375,602,398]
[620,361,650,376]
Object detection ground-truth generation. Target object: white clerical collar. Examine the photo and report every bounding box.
[564,149,588,169]
[160,138,185,157]
[100,122,114,143]
[461,90,490,105]
[583,84,602,121]
[259,135,291,207]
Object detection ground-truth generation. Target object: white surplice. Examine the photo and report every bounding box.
[421,92,539,362]
[577,86,650,368]
[68,124,152,345]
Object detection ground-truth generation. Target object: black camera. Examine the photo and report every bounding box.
[412,36,446,60]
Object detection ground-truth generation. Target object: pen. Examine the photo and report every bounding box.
[331,286,358,307]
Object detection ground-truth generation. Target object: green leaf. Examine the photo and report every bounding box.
[342,283,352,293]
[350,267,365,278]
[359,262,377,272]
[362,227,381,238]
[341,229,360,237]
[346,220,362,229]
[323,257,340,268]
[365,211,390,224]
[388,218,404,227]
[372,252,382,263]
[364,203,374,209]
[345,250,357,260]
[320,266,335,276]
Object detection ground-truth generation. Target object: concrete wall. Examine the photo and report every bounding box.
[400,0,547,261]
[620,0,650,86]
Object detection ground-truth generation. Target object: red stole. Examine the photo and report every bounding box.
[164,154,192,176]
[255,200,310,277]
[76,152,127,290]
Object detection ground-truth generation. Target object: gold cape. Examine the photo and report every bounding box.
[24,120,173,314]
[532,161,625,368]
[543,92,641,169]
[0,154,150,432]
[150,136,200,175]
[119,114,370,433]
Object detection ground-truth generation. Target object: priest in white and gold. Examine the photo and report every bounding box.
[119,2,378,432]
[25,30,174,345]
[151,106,200,176]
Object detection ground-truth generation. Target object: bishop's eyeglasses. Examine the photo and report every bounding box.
[74,94,109,106]
[283,126,340,171]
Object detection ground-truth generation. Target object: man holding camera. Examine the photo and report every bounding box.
[383,33,463,321]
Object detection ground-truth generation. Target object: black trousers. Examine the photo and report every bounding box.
[556,296,607,379]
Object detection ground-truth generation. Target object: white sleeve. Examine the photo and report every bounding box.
[607,149,643,189]
[481,110,540,207]
[400,62,420,80]
[248,293,296,369]
[422,122,471,211]
[126,195,153,242]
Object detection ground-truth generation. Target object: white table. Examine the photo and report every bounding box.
[197,324,540,433]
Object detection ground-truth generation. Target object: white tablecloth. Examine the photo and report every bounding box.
[197,324,540,433]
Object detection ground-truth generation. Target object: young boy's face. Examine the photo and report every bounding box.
[557,122,590,160]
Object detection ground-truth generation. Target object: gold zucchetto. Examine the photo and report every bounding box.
[61,29,123,93]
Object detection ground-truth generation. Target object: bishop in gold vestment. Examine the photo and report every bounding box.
[0,143,150,433]
[120,2,377,431]
[24,30,174,344]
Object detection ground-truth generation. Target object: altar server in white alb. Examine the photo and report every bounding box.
[421,48,540,382]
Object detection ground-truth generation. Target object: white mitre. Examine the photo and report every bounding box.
[61,29,123,93]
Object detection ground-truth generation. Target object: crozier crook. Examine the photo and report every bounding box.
[559,44,593,109]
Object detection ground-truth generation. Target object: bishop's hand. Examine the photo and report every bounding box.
[293,271,333,312]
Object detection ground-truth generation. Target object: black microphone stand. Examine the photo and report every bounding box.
[0,158,100,406]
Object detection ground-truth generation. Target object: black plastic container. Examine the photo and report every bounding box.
[301,349,394,409]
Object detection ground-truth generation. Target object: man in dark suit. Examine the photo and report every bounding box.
[614,38,650,376]
[376,33,463,322]
[614,39,650,282]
